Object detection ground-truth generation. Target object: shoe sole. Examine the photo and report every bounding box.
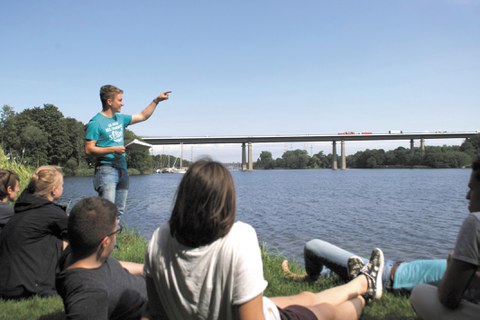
[372,248,384,300]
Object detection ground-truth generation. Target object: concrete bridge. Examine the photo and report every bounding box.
[140,131,478,171]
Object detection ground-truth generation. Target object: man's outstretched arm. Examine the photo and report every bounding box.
[131,91,171,125]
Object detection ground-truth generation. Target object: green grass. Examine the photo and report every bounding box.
[0,148,33,193]
[0,230,419,320]
[261,244,418,320]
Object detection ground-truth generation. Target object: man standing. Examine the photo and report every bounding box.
[85,85,171,221]
[56,197,147,319]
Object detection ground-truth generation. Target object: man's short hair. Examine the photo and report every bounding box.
[100,85,123,109]
[68,197,118,258]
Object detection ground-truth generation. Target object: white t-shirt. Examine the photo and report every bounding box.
[145,221,279,320]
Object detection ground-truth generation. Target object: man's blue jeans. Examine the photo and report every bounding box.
[304,239,446,293]
[94,165,129,221]
[304,239,395,289]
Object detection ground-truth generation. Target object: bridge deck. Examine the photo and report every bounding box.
[141,131,478,145]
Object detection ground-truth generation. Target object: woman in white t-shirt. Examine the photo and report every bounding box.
[145,158,384,320]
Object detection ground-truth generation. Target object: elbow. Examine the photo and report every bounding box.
[85,145,95,156]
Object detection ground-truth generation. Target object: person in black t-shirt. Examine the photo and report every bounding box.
[56,197,146,320]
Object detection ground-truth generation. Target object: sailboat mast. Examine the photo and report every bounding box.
[180,143,183,168]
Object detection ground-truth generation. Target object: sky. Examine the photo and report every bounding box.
[1,0,479,162]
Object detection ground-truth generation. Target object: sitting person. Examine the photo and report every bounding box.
[0,169,20,235]
[282,239,446,294]
[0,165,67,299]
[56,196,147,320]
[145,158,385,320]
[410,159,480,319]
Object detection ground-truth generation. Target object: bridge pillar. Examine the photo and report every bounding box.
[420,138,425,155]
[241,143,247,171]
[410,139,414,156]
[332,141,338,170]
[248,143,253,171]
[341,140,346,170]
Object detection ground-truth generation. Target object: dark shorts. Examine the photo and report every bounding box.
[278,305,317,320]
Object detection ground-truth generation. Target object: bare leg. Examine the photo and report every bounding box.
[307,297,365,320]
[270,274,367,307]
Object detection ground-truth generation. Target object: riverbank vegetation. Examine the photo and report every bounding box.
[255,141,479,170]
[1,104,479,174]
[0,104,163,176]
[0,228,418,320]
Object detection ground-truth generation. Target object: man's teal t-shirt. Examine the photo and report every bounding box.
[85,113,132,169]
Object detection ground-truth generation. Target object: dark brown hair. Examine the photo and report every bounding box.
[0,169,20,199]
[68,197,118,258]
[169,158,236,247]
[99,84,123,109]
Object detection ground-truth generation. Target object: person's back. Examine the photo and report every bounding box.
[410,159,480,319]
[0,166,67,299]
[146,159,386,320]
[56,196,147,320]
[145,221,267,320]
[57,249,147,320]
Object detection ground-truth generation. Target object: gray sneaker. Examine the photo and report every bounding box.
[347,256,365,280]
[360,248,384,303]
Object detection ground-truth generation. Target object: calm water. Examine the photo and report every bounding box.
[63,169,471,263]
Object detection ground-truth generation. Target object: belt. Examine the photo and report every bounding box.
[96,163,114,169]
[95,164,114,173]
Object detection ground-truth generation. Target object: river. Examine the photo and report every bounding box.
[63,168,471,263]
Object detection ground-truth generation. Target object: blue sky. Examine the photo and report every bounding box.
[1,0,479,161]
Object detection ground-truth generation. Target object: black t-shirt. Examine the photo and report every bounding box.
[56,250,147,320]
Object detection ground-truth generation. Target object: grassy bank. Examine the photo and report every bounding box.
[0,228,418,320]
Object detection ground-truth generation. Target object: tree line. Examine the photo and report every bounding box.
[2,104,479,173]
[255,137,480,169]
[0,104,186,176]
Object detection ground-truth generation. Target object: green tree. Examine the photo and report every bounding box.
[124,129,153,173]
[311,151,329,168]
[256,151,275,169]
[0,105,21,157]
[20,125,49,166]
[17,104,73,165]
[348,149,385,168]
[64,117,88,168]
[460,134,480,159]
[282,149,310,169]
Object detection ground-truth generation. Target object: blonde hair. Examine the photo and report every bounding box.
[28,165,63,198]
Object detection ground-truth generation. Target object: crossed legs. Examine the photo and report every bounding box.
[271,248,385,320]
[270,275,368,320]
